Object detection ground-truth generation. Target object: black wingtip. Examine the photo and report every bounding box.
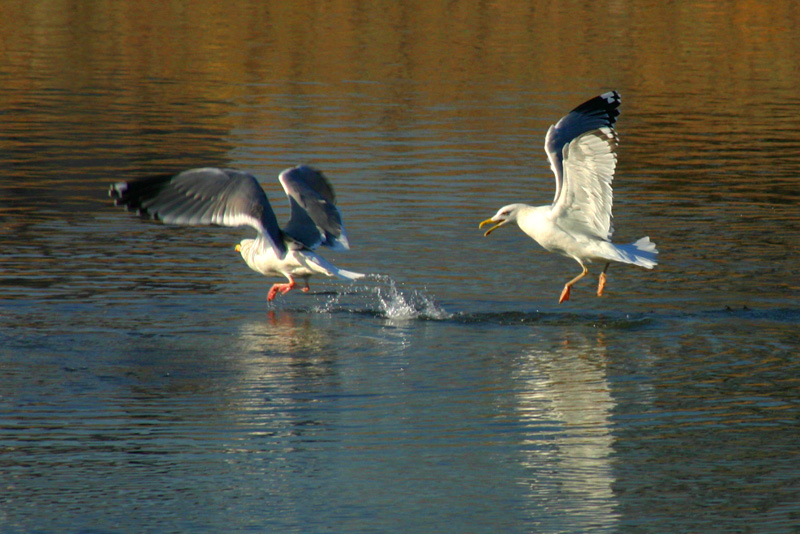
[108,182,127,204]
[571,90,622,127]
[107,173,177,219]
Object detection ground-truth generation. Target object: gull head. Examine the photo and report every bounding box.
[235,239,254,256]
[479,204,524,236]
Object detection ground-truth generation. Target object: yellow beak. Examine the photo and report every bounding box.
[479,218,503,236]
[235,244,242,252]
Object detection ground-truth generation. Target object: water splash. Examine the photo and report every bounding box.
[309,275,452,321]
[371,275,452,321]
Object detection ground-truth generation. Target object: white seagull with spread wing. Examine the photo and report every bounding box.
[480,91,658,303]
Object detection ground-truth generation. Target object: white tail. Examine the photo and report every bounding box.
[332,266,366,281]
[613,236,658,269]
[303,252,365,281]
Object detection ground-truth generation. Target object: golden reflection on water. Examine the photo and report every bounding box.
[4,0,800,112]
[4,0,799,255]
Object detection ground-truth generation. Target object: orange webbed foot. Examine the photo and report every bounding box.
[597,272,607,297]
[267,278,296,301]
[267,286,278,302]
[559,285,571,304]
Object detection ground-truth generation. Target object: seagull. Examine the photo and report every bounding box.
[479,91,658,303]
[110,165,365,301]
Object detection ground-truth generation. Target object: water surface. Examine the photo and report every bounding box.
[1,1,799,532]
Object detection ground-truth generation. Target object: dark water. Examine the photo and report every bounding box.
[2,1,800,532]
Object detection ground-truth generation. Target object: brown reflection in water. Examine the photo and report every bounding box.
[4,0,799,211]
[3,1,799,116]
[3,0,799,188]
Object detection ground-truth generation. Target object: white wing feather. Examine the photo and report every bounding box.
[550,127,617,240]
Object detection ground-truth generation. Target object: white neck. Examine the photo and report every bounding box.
[238,238,276,273]
[515,204,552,242]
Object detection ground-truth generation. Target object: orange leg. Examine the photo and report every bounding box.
[597,263,610,297]
[267,276,296,301]
[559,264,589,304]
[301,279,310,293]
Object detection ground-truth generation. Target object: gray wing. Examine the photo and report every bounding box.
[278,165,351,250]
[109,167,287,257]
[544,91,621,206]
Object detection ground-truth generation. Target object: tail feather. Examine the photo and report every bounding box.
[333,267,366,281]
[302,252,365,281]
[610,236,658,269]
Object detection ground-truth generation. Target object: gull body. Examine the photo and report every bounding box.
[480,91,658,303]
[110,165,364,302]
[235,237,363,300]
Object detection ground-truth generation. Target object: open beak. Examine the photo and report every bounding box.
[479,218,505,237]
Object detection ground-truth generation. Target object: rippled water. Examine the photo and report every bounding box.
[2,1,800,533]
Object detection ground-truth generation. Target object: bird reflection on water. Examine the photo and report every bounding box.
[513,332,620,529]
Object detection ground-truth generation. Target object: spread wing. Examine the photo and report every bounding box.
[109,167,287,257]
[544,91,621,240]
[278,165,351,250]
